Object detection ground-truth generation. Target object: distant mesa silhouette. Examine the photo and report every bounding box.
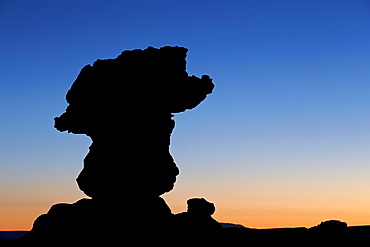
[20,46,216,243]
[311,219,348,231]
[219,219,369,246]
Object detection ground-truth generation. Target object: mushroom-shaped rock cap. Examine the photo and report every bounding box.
[54,46,214,135]
[187,198,216,216]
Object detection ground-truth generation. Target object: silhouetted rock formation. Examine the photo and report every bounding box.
[21,197,173,244]
[175,198,222,232]
[21,46,215,243]
[54,46,214,199]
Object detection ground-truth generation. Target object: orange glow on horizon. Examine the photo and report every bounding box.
[2,199,370,231]
[213,207,370,229]
[3,174,370,231]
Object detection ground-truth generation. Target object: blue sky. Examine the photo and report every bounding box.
[1,0,370,229]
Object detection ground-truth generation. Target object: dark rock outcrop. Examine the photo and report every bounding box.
[21,197,173,244]
[174,198,222,238]
[311,220,348,231]
[21,46,215,243]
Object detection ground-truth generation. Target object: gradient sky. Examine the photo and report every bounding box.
[1,0,370,230]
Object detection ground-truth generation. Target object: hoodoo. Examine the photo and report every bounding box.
[21,46,217,244]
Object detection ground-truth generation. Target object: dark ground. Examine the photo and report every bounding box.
[1,225,370,246]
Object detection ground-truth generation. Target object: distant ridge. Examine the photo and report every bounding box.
[0,231,28,240]
[220,223,246,228]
